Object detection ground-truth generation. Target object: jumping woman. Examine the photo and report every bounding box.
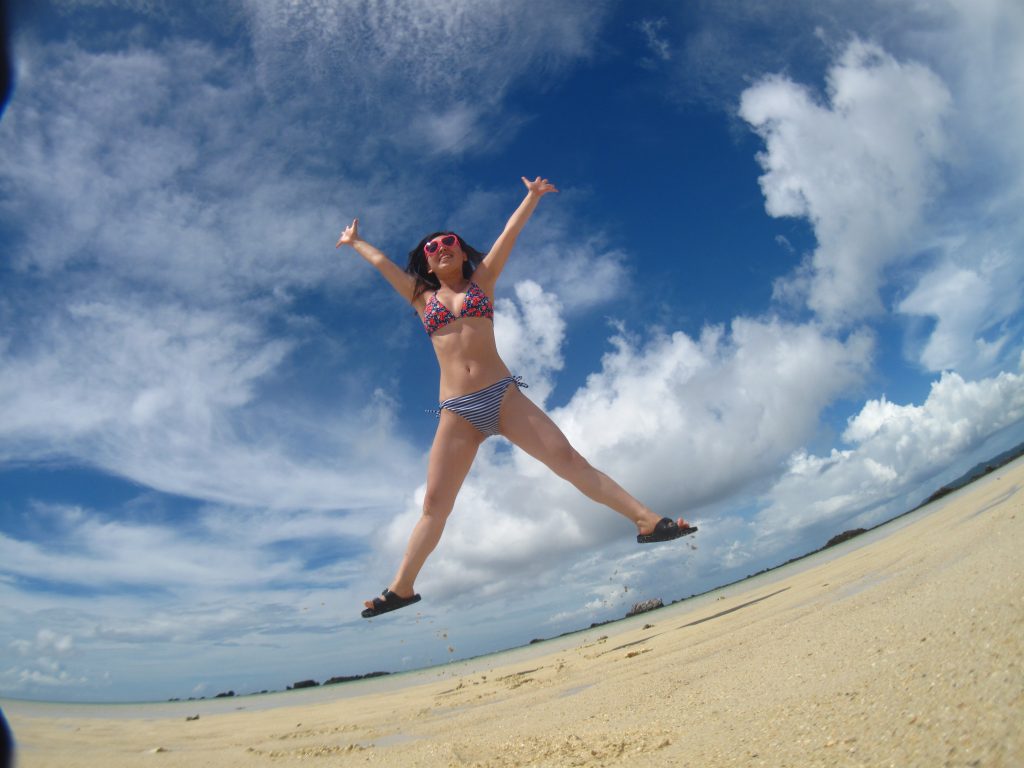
[335,176,696,618]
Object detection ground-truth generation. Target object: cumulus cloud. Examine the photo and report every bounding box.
[892,1,1024,376]
[898,253,1024,375]
[757,370,1024,536]
[2,664,88,689]
[552,319,873,512]
[4,627,85,691]
[12,629,74,657]
[494,281,566,406]
[740,39,951,324]
[735,4,1024,375]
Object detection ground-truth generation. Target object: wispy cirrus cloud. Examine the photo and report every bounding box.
[1,40,347,295]
[240,0,613,155]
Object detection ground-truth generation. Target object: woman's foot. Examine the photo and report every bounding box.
[636,514,689,536]
[636,516,698,544]
[361,588,421,618]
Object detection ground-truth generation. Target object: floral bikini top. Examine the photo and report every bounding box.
[422,282,494,336]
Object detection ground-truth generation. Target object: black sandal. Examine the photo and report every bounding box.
[637,517,698,544]
[361,588,421,618]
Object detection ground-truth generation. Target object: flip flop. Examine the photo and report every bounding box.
[361,588,422,618]
[637,517,698,544]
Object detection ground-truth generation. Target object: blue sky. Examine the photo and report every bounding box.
[1,0,1023,703]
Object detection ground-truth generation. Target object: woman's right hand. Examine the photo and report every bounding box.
[335,218,360,248]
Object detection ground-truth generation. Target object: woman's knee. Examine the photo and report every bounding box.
[549,444,590,481]
[421,490,455,521]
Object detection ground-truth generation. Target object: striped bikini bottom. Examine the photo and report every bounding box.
[433,375,528,437]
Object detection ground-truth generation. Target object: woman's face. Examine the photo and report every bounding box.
[424,234,465,271]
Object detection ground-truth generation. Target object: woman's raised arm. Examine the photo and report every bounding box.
[476,176,558,286]
[336,218,418,304]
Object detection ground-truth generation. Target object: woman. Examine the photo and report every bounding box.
[336,176,696,618]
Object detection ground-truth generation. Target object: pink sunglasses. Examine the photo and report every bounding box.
[423,234,459,256]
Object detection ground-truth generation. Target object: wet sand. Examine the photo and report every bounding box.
[6,458,1023,767]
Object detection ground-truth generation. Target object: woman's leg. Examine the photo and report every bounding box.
[497,387,686,535]
[366,410,484,609]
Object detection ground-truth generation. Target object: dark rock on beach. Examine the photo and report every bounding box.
[324,671,391,686]
[626,599,664,617]
[824,529,867,549]
[324,675,360,686]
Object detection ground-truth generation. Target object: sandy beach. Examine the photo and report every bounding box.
[5,458,1023,767]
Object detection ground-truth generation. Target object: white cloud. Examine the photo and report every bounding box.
[494,281,566,406]
[10,628,74,658]
[0,495,386,698]
[0,37,433,511]
[3,627,85,691]
[637,17,672,66]
[3,665,88,689]
[757,370,1024,536]
[0,503,296,590]
[0,40,346,297]
[898,252,1024,375]
[0,292,421,510]
[447,186,633,314]
[891,0,1024,376]
[240,0,611,155]
[734,4,1024,375]
[512,236,630,314]
[740,39,951,324]
[551,319,873,512]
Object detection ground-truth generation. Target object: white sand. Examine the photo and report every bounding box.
[6,458,1023,767]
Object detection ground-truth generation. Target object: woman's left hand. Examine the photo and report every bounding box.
[522,176,558,197]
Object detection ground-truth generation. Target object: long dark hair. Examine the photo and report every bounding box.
[406,232,486,299]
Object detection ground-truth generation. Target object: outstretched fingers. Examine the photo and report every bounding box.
[336,217,359,248]
[521,176,558,196]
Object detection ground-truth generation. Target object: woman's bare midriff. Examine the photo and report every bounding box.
[429,317,511,401]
